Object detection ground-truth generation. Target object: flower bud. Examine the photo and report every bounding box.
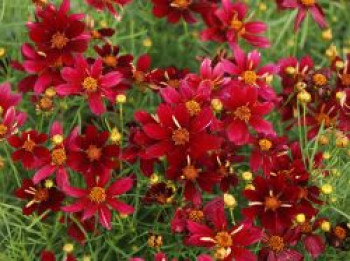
[321,221,331,232]
[116,94,127,104]
[297,90,312,104]
[211,98,223,112]
[285,66,296,75]
[223,194,237,209]
[295,213,306,224]
[63,243,74,253]
[321,184,333,195]
[322,29,332,41]
[242,171,253,181]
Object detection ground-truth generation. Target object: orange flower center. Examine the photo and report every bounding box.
[83,77,98,92]
[259,139,273,151]
[268,236,285,253]
[103,55,118,67]
[91,30,101,39]
[0,124,8,136]
[51,32,69,49]
[51,148,67,166]
[215,231,232,248]
[264,196,281,211]
[172,128,190,145]
[242,70,257,85]
[168,79,180,88]
[300,222,313,234]
[171,0,190,9]
[313,73,327,86]
[86,145,102,162]
[38,97,54,111]
[185,100,201,116]
[182,165,199,181]
[315,113,332,127]
[34,188,49,202]
[334,226,347,240]
[234,105,251,121]
[189,210,204,222]
[89,187,107,203]
[301,0,315,6]
[231,19,244,33]
[23,138,36,152]
[134,71,145,83]
[341,73,350,86]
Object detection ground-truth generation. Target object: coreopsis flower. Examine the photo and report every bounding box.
[40,250,76,261]
[8,130,50,169]
[335,55,350,89]
[243,175,299,230]
[166,153,221,204]
[85,0,131,18]
[90,27,115,41]
[326,222,350,250]
[151,0,210,24]
[32,121,79,188]
[143,181,176,205]
[139,103,221,159]
[258,228,303,261]
[62,175,134,230]
[67,125,120,183]
[15,179,64,215]
[249,134,288,175]
[133,54,152,89]
[280,0,327,32]
[27,0,90,64]
[201,0,270,48]
[171,204,205,233]
[149,66,190,89]
[94,43,133,76]
[0,107,27,140]
[186,198,262,261]
[221,85,275,145]
[222,46,278,101]
[56,55,123,115]
[0,82,22,114]
[62,213,97,245]
[130,253,214,261]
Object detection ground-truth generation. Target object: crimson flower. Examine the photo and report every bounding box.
[0,107,26,140]
[202,0,270,48]
[222,46,278,101]
[186,198,262,261]
[140,103,221,159]
[280,0,327,32]
[0,82,22,113]
[15,179,64,215]
[67,125,120,183]
[27,0,90,64]
[85,0,131,17]
[41,250,75,261]
[8,130,50,169]
[171,204,205,233]
[143,181,176,205]
[148,66,189,89]
[297,219,325,259]
[33,121,79,188]
[62,175,134,230]
[221,85,275,145]
[243,175,299,231]
[56,55,123,115]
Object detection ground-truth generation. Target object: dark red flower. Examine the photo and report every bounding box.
[67,125,120,183]
[15,179,64,215]
[139,103,221,159]
[326,222,350,250]
[85,0,131,17]
[62,175,134,230]
[0,107,26,140]
[221,85,275,145]
[171,204,205,233]
[41,250,76,261]
[186,198,262,261]
[143,181,176,205]
[280,0,327,32]
[0,82,22,113]
[243,175,299,231]
[27,0,90,64]
[149,66,190,89]
[8,130,50,169]
[56,55,123,115]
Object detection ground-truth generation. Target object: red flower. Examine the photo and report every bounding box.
[56,55,123,115]
[0,82,22,113]
[33,121,79,188]
[149,66,189,89]
[133,54,152,88]
[8,130,50,169]
[41,250,75,261]
[62,175,134,230]
[0,107,27,140]
[243,175,299,231]
[151,0,210,24]
[202,0,270,48]
[85,0,131,17]
[280,0,327,32]
[62,213,97,245]
[15,179,64,215]
[186,198,262,261]
[221,85,275,145]
[143,181,176,205]
[222,46,278,101]
[27,0,90,64]
[297,219,325,259]
[171,204,205,233]
[67,125,120,183]
[140,103,221,159]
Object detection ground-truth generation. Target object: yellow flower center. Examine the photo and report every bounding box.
[89,187,107,203]
[51,32,69,49]
[258,139,273,151]
[230,19,244,33]
[82,77,98,93]
[86,145,102,162]
[182,165,199,181]
[264,196,281,211]
[34,188,49,202]
[215,231,232,248]
[185,100,201,116]
[268,236,285,253]
[313,73,327,86]
[172,128,190,145]
[234,105,251,121]
[0,124,8,136]
[242,70,257,85]
[51,148,67,166]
